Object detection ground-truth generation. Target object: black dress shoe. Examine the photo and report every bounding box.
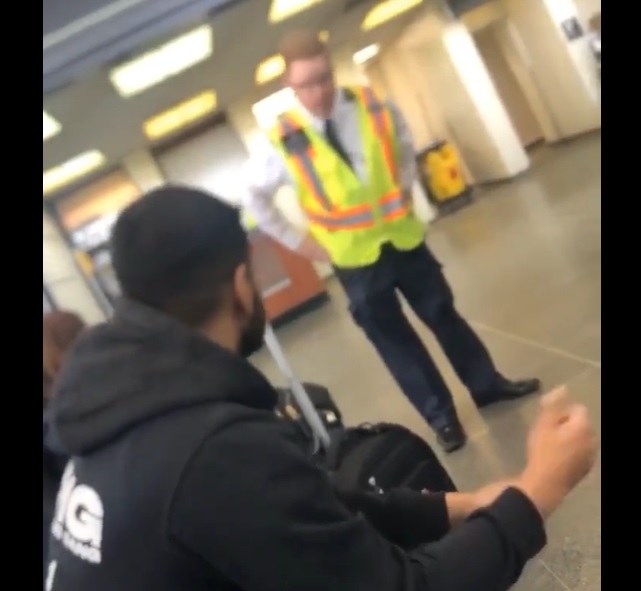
[436,421,467,453]
[475,377,541,408]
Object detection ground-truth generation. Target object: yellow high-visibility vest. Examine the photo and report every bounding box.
[269,86,425,268]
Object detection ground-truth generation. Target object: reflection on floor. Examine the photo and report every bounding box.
[251,132,601,591]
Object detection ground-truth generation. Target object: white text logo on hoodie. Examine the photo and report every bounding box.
[51,462,104,564]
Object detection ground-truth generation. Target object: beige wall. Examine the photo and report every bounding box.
[121,149,164,192]
[574,0,601,25]
[492,20,560,142]
[366,43,479,186]
[155,122,249,205]
[474,25,543,148]
[502,0,600,138]
[366,46,441,153]
[460,0,506,31]
[383,5,529,184]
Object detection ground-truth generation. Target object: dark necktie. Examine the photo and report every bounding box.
[324,118,352,169]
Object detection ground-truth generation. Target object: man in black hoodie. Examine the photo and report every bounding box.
[46,186,597,590]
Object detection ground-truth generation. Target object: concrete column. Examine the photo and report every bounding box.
[121,149,165,192]
[393,2,529,184]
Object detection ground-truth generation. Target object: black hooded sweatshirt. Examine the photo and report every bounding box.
[46,299,545,591]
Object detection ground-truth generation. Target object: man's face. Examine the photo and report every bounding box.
[285,53,336,119]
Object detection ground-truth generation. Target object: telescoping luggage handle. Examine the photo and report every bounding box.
[263,324,331,452]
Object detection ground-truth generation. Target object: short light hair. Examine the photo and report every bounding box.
[278,29,328,69]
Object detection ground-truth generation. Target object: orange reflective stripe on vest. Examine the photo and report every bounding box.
[278,113,377,231]
[305,205,375,230]
[357,87,397,183]
[379,190,410,221]
[278,114,333,212]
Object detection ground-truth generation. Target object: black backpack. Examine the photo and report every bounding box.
[265,324,456,496]
[324,423,458,494]
[275,383,456,494]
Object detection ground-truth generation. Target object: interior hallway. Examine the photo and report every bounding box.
[252,131,601,591]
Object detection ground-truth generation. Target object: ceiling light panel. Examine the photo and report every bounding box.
[353,44,380,64]
[143,90,218,140]
[43,111,61,141]
[268,0,324,23]
[255,54,286,85]
[362,0,423,31]
[109,25,214,98]
[43,151,107,196]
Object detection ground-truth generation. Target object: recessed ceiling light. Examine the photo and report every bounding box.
[255,54,286,85]
[143,90,218,140]
[362,0,423,31]
[43,111,61,141]
[109,25,213,98]
[268,0,324,23]
[43,151,107,196]
[353,44,381,64]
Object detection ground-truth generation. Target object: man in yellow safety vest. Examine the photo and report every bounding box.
[242,30,540,452]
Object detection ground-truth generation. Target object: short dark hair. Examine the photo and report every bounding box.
[278,29,328,70]
[111,185,249,327]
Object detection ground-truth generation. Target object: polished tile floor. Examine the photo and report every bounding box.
[252,131,601,590]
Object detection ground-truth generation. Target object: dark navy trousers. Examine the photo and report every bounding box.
[335,242,499,430]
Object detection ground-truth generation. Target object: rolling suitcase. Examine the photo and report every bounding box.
[264,325,332,453]
[275,381,343,439]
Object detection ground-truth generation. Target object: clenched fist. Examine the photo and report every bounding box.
[516,386,598,518]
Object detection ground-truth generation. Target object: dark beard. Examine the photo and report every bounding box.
[239,291,267,358]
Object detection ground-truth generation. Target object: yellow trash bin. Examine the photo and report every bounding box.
[417,140,472,211]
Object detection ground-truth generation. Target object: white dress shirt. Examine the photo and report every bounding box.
[241,89,418,250]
